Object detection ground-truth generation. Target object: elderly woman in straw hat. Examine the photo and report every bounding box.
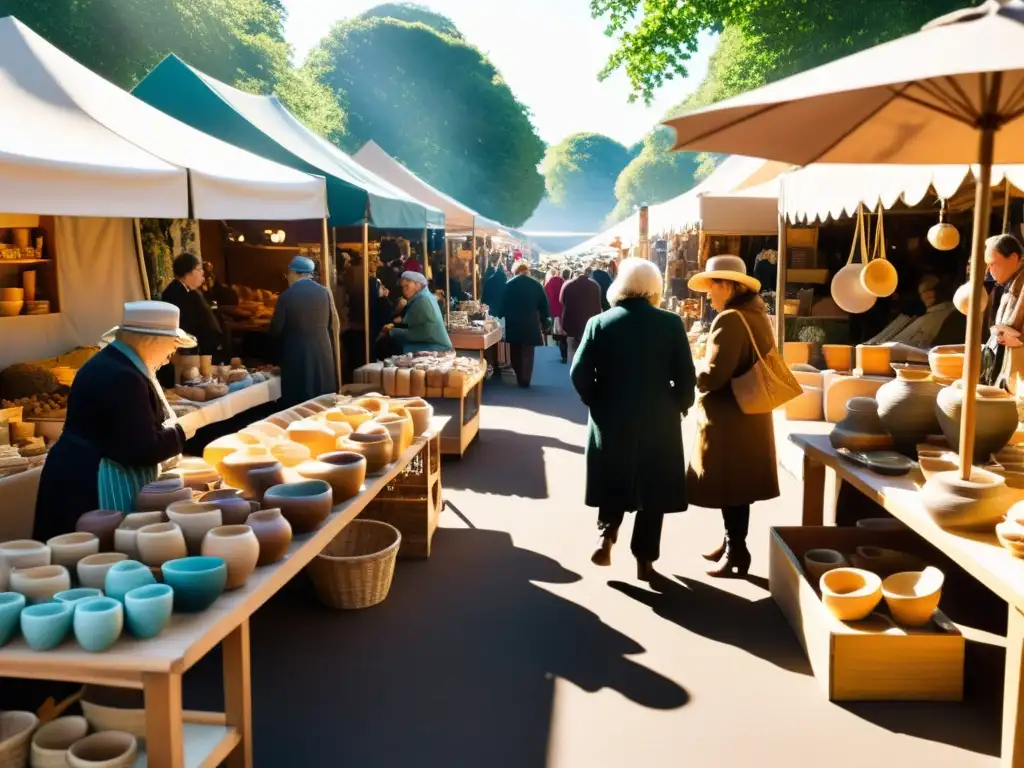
[686,255,780,577]
[571,258,695,581]
[34,301,197,542]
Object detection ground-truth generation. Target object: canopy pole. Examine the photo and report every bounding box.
[1004,178,1013,234]
[775,180,788,352]
[362,222,370,368]
[132,218,151,300]
[471,224,477,300]
[321,218,342,390]
[423,227,429,278]
[445,239,451,325]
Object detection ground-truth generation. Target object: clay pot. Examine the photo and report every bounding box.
[263,480,333,534]
[166,502,223,555]
[31,715,90,768]
[169,458,219,491]
[881,566,944,627]
[374,412,414,457]
[928,344,966,381]
[341,430,393,475]
[246,509,292,565]
[220,445,280,497]
[270,440,312,468]
[783,342,811,367]
[328,405,374,431]
[0,540,51,590]
[66,730,138,768]
[202,433,260,470]
[198,488,253,525]
[242,421,287,444]
[802,549,846,582]
[136,523,188,567]
[201,526,259,589]
[397,398,433,436]
[819,567,882,622]
[829,397,893,452]
[875,366,942,456]
[297,452,367,504]
[135,478,191,513]
[831,264,877,314]
[855,344,891,376]
[921,467,1008,530]
[247,462,287,504]
[935,381,1018,463]
[353,397,389,418]
[848,546,926,577]
[46,532,100,570]
[113,512,164,560]
[76,510,125,552]
[10,564,71,604]
[77,553,129,592]
[286,420,337,459]
[821,344,853,372]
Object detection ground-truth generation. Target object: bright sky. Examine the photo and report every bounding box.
[282,0,714,148]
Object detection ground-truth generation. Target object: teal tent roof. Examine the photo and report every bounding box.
[133,55,443,229]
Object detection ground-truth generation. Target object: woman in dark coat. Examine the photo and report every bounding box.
[591,264,613,311]
[570,259,696,581]
[686,256,780,577]
[501,261,551,387]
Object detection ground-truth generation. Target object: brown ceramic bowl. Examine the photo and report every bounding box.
[245,509,293,565]
[247,462,287,504]
[76,510,125,552]
[342,431,393,475]
[263,480,332,535]
[199,488,254,526]
[297,452,367,504]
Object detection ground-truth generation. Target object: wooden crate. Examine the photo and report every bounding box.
[770,526,964,701]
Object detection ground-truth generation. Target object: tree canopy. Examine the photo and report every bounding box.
[537,132,634,230]
[307,18,545,227]
[359,2,463,39]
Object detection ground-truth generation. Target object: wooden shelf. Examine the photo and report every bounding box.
[0,259,49,265]
[131,724,239,768]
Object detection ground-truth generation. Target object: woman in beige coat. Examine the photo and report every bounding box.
[687,256,780,577]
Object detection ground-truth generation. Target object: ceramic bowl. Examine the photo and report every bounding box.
[198,488,254,525]
[374,412,414,457]
[397,398,433,436]
[135,478,191,513]
[10,564,71,604]
[161,557,227,612]
[0,711,38,767]
[286,420,337,459]
[819,567,882,622]
[66,730,138,768]
[328,405,374,430]
[73,596,124,653]
[0,300,24,317]
[46,532,100,570]
[247,462,287,504]
[220,446,280,497]
[113,512,165,560]
[20,601,73,650]
[201,526,259,590]
[921,468,1008,530]
[246,509,292,566]
[353,397,388,418]
[124,583,174,639]
[802,549,846,582]
[270,440,312,468]
[0,592,26,647]
[0,539,50,591]
[849,546,926,577]
[166,502,223,555]
[31,715,90,768]
[77,701,144,746]
[77,553,129,592]
[341,431,393,475]
[104,560,156,604]
[243,421,287,443]
[0,287,24,301]
[881,567,944,627]
[54,588,103,608]
[169,457,220,491]
[928,344,966,381]
[76,510,125,552]
[296,452,367,505]
[135,523,188,567]
[263,480,333,534]
[202,432,260,468]
[321,417,354,440]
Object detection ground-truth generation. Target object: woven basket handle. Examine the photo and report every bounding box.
[847,204,867,266]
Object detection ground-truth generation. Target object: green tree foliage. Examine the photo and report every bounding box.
[359,2,463,39]
[307,18,545,227]
[540,133,632,229]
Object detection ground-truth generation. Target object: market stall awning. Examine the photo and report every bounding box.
[133,55,443,230]
[0,17,327,220]
[697,180,780,235]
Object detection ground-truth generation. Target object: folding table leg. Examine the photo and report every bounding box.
[144,672,184,768]
[223,618,253,768]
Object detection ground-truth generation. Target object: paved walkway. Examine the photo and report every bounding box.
[232,347,999,766]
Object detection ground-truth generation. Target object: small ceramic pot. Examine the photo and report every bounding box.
[880,566,944,627]
[31,715,90,768]
[263,480,333,534]
[247,462,287,504]
[296,452,367,505]
[243,421,287,443]
[848,546,926,577]
[166,502,223,555]
[860,257,898,298]
[66,730,138,768]
[286,420,337,459]
[328,405,374,430]
[928,344,966,381]
[821,344,853,372]
[20,601,73,650]
[819,567,882,622]
[921,468,1008,530]
[113,513,165,560]
[875,366,942,456]
[936,381,1018,463]
[341,431,393,475]
[76,510,125,552]
[135,477,191,513]
[397,398,433,436]
[783,341,811,366]
[270,440,312,468]
[46,532,100,570]
[0,539,50,591]
[802,549,846,582]
[246,509,292,566]
[374,412,414,457]
[73,596,124,652]
[220,446,280,497]
[10,565,71,604]
[829,397,893,452]
[161,557,227,613]
[104,561,156,604]
[135,523,187,567]
[77,553,129,592]
[201,526,259,590]
[169,457,220,491]
[0,712,38,768]
[197,488,252,526]
[0,592,26,647]
[124,583,174,639]
[54,588,103,608]
[855,344,892,376]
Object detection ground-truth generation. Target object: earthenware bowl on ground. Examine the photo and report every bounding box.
[30,715,89,768]
[66,730,138,768]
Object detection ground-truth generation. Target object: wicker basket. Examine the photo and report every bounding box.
[308,520,401,610]
[0,711,38,768]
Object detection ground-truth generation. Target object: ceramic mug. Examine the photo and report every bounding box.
[73,597,124,653]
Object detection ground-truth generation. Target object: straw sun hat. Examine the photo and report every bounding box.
[687,255,760,294]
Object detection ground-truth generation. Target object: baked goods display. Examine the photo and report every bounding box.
[354,351,486,398]
[447,301,500,334]
[169,361,279,406]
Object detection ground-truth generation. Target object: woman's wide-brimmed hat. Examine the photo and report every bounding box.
[687,255,761,294]
[101,300,197,347]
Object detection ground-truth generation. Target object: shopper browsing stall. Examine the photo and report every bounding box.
[383,271,452,353]
[982,234,1024,391]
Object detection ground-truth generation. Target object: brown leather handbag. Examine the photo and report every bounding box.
[722,310,802,414]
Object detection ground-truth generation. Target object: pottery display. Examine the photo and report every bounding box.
[327,405,374,431]
[881,567,944,627]
[855,345,891,376]
[802,549,846,581]
[73,596,124,652]
[165,503,222,555]
[196,488,252,525]
[10,565,70,604]
[292,406,317,419]
[341,430,393,475]
[31,715,90,768]
[0,592,25,647]
[124,583,174,639]
[860,256,898,298]
[848,546,926,577]
[265,415,291,430]
[783,342,811,367]
[270,440,312,468]
[353,397,388,418]
[0,539,50,591]
[855,517,907,531]
[168,457,219,491]
[76,553,128,592]
[46,532,100,570]
[286,421,337,459]
[135,477,191,513]
[397,398,434,436]
[321,418,354,440]
[54,588,103,608]
[0,711,37,768]
[0,300,23,317]
[220,445,280,497]
[823,374,889,422]
[919,455,958,480]
[874,366,942,456]
[113,513,164,560]
[784,386,823,421]
[202,432,260,469]
[829,397,894,452]
[263,480,333,534]
[297,452,367,504]
[821,344,853,372]
[928,344,966,381]
[921,468,1008,529]
[103,561,156,603]
[161,557,227,612]
[201,526,259,590]
[77,702,145,746]
[75,510,125,553]
[135,523,187,567]
[20,601,73,650]
[819,567,882,622]
[246,509,292,565]
[935,381,1017,462]
[831,263,877,314]
[66,730,138,768]
[374,412,414,456]
[244,421,287,444]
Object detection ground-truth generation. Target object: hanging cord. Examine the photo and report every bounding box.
[871,202,887,261]
[847,203,868,266]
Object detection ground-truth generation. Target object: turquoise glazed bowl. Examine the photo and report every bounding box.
[0,592,26,647]
[20,601,73,650]
[124,584,174,639]
[161,557,226,612]
[54,588,103,608]
[104,560,156,603]
[73,597,124,652]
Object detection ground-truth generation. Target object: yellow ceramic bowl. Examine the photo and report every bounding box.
[819,567,882,622]
[860,258,898,298]
[881,567,944,627]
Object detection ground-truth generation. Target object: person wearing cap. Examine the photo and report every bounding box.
[34,301,197,541]
[270,256,337,407]
[502,260,551,387]
[686,255,780,577]
[381,270,452,354]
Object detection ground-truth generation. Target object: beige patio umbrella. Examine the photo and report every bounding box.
[664,0,1024,480]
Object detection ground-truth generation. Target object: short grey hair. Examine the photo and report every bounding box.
[607,258,663,307]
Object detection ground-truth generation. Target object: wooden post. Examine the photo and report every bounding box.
[321,218,342,389]
[1005,178,1013,235]
[223,619,253,768]
[471,223,477,300]
[444,238,451,325]
[776,178,788,352]
[133,218,151,300]
[362,222,370,367]
[423,227,429,278]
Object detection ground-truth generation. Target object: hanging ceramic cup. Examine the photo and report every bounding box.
[859,203,896,297]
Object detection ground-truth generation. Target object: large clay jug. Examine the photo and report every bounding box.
[875,367,942,456]
[935,381,1018,463]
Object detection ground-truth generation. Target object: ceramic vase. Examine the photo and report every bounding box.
[76,510,125,552]
[124,583,174,639]
[342,430,393,475]
[30,715,89,768]
[46,532,99,570]
[297,452,367,504]
[135,523,188,567]
[246,509,292,565]
[21,270,36,302]
[20,601,73,650]
[921,468,1009,529]
[286,421,337,459]
[881,567,944,627]
[10,565,70,604]
[821,344,853,372]
[828,397,894,452]
[77,553,129,592]
[66,730,138,768]
[875,367,942,456]
[201,526,259,589]
[73,596,124,652]
[375,412,414,457]
[165,503,222,555]
[113,512,164,560]
[263,480,333,534]
[0,539,50,592]
[135,477,191,513]
[398,398,434,436]
[198,488,252,525]
[103,561,156,603]
[935,381,1018,463]
[819,567,882,622]
[0,592,26,647]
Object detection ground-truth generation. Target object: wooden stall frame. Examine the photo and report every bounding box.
[432,378,482,456]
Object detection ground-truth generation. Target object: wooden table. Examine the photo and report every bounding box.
[0,434,436,768]
[791,432,1024,767]
[447,327,502,361]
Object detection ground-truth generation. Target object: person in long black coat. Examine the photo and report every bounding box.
[270,256,337,407]
[591,265,613,311]
[501,261,551,387]
[570,259,696,582]
[159,253,224,357]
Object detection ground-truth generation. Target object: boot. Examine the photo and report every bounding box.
[636,558,656,582]
[706,541,751,578]
[591,526,618,566]
[702,538,727,562]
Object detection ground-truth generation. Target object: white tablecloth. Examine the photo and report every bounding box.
[177,376,281,434]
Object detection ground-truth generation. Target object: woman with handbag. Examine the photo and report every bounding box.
[686,256,784,577]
